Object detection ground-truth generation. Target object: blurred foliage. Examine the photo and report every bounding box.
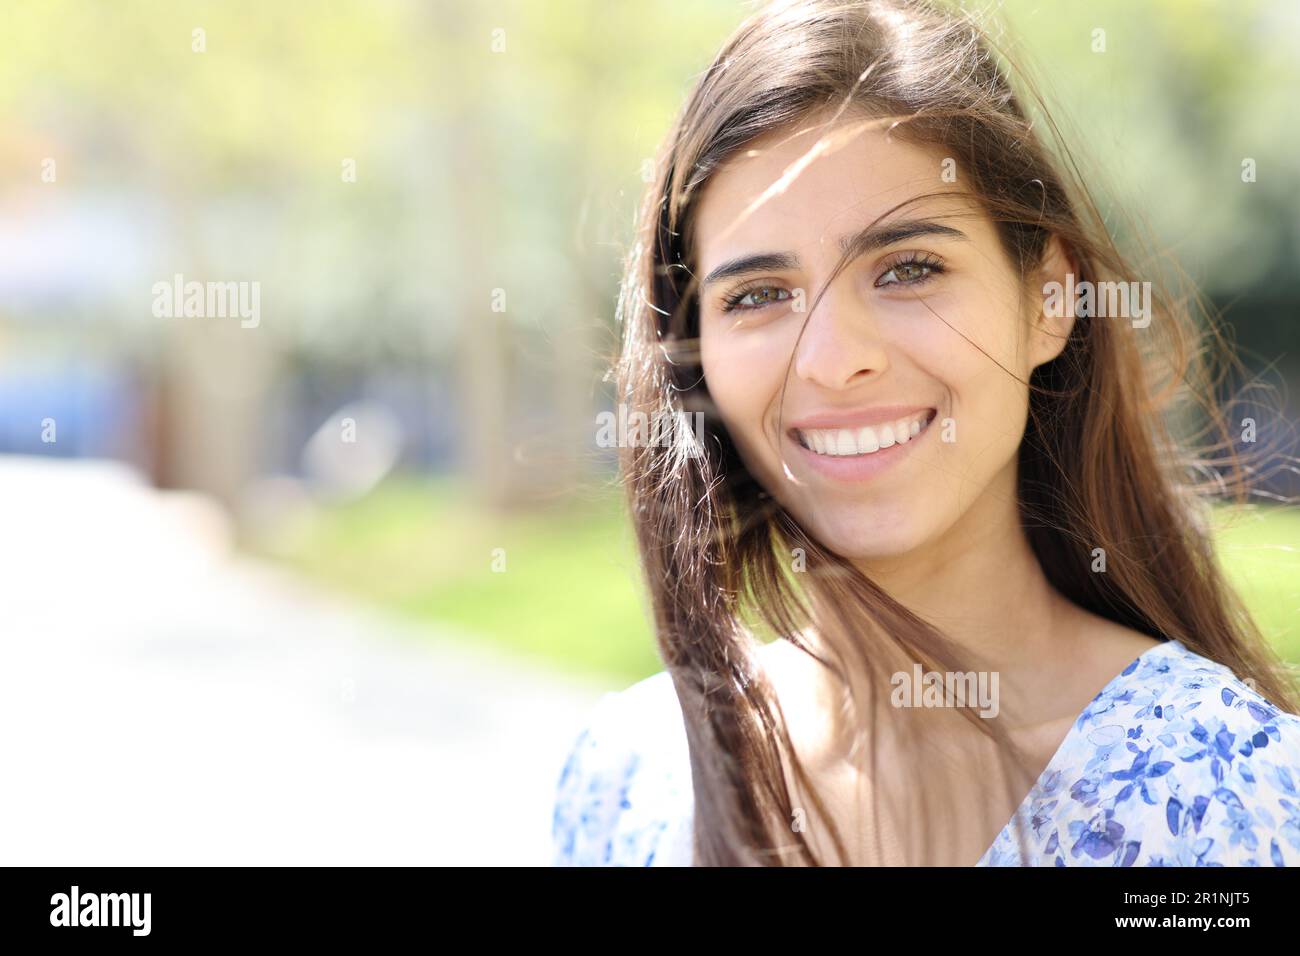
[1211,504,1300,664]
[0,0,740,361]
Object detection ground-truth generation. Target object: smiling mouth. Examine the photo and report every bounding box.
[793,409,936,457]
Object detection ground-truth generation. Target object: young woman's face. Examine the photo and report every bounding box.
[694,114,1065,562]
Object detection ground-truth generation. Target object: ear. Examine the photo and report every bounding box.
[1028,235,1079,369]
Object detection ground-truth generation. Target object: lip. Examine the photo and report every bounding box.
[785,408,936,482]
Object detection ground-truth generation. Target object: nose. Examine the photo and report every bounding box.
[791,277,889,389]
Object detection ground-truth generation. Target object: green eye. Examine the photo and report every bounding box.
[875,254,945,288]
[892,263,928,282]
[722,285,791,312]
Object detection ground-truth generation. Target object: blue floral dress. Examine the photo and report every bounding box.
[550,639,1300,866]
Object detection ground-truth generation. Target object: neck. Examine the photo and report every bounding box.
[848,462,1068,666]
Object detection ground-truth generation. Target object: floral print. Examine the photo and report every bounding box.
[550,670,693,867]
[551,639,1300,866]
[982,639,1300,866]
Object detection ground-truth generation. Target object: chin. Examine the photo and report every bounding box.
[801,503,932,562]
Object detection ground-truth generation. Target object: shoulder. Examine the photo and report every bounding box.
[550,670,694,866]
[997,639,1300,866]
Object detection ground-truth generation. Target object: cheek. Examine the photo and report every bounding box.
[907,297,1032,454]
[701,322,796,444]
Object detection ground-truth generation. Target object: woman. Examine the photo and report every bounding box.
[551,0,1300,866]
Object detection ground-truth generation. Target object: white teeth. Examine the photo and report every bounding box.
[797,411,932,457]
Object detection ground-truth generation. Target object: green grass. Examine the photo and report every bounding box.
[1210,504,1300,663]
[252,476,661,682]
[251,477,1300,681]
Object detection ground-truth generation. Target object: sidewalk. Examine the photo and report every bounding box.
[0,456,609,865]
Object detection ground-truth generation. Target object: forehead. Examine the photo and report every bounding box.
[691,117,958,273]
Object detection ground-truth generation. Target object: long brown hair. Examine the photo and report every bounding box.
[613,0,1299,866]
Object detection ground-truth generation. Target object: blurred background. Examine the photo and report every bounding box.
[0,0,1296,865]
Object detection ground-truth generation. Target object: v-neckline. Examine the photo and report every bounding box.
[971,637,1184,866]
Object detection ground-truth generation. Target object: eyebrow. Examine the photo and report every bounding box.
[699,219,969,290]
